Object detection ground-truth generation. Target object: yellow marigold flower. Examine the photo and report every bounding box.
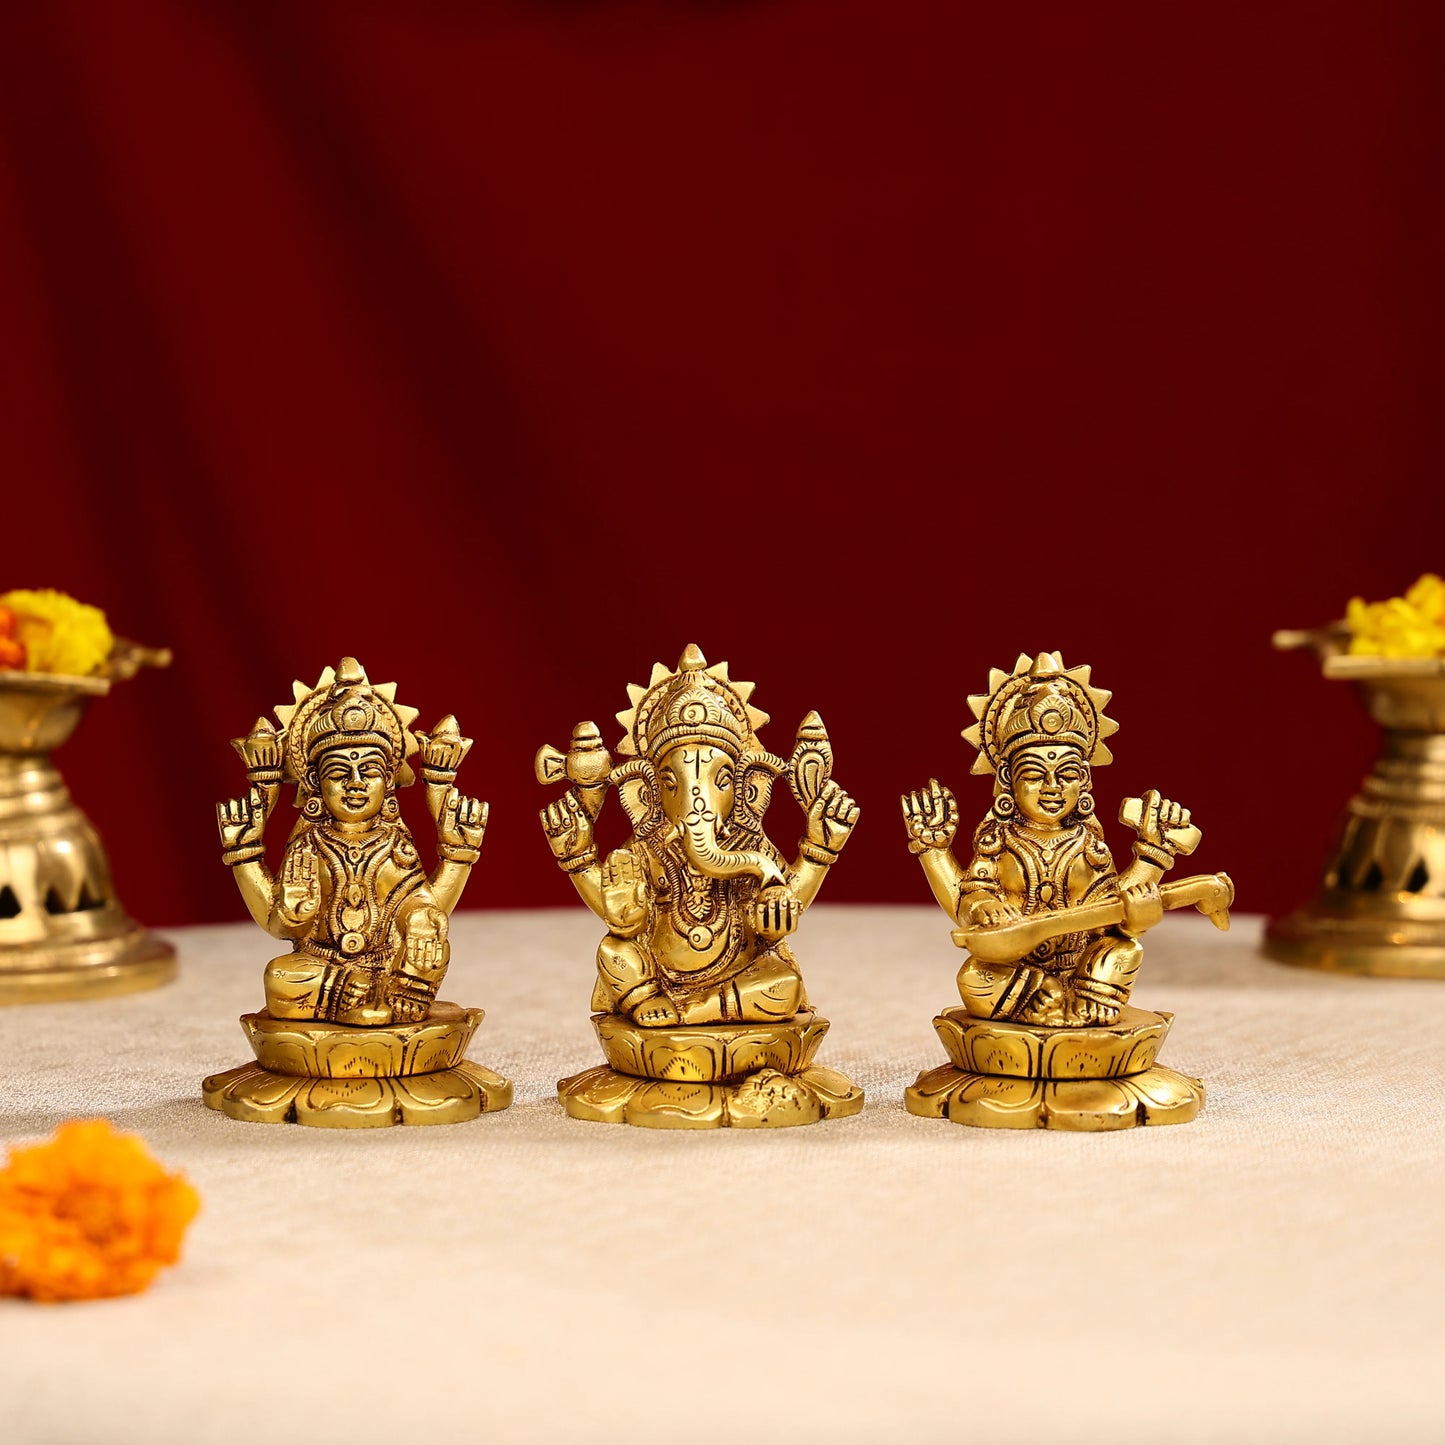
[0,1119,200,1302]
[0,589,114,677]
[1345,573,1445,658]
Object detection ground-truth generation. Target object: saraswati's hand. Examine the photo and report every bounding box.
[1120,879,1164,936]
[1133,789,1191,849]
[968,897,1022,930]
[901,778,958,854]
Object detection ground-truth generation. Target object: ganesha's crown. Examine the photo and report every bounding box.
[963,652,1118,780]
[272,657,421,788]
[615,644,769,760]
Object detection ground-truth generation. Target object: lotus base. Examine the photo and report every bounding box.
[905,1006,1203,1130]
[202,1000,512,1127]
[559,1011,863,1128]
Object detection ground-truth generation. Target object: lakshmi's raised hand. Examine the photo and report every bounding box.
[438,787,488,857]
[217,786,267,854]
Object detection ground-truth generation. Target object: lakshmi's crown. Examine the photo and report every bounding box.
[615,644,768,761]
[963,652,1118,781]
[274,657,420,788]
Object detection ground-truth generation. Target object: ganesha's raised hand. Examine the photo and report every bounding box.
[805,779,860,857]
[901,778,958,855]
[277,841,320,928]
[436,787,488,862]
[540,789,595,866]
[217,786,267,863]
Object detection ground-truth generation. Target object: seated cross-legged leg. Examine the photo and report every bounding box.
[595,934,680,1025]
[1070,934,1143,1024]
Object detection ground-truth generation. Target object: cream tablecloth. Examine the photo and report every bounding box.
[1,907,1443,1443]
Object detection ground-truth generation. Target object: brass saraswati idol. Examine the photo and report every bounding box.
[539,645,864,1128]
[901,653,1232,1130]
[203,658,512,1127]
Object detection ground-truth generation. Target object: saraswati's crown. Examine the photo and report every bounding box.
[963,652,1118,781]
[615,644,769,761]
[274,657,421,788]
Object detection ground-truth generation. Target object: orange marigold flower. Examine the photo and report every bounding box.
[0,1119,200,1302]
[0,606,22,672]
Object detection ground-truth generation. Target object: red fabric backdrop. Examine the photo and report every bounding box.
[2,2,1442,928]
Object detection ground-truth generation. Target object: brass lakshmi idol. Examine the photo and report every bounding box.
[901,653,1233,1130]
[538,645,864,1128]
[203,658,512,1127]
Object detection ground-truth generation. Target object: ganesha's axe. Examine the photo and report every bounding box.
[535,721,612,820]
[952,872,1234,962]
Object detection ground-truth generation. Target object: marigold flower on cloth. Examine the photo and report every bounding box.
[1345,573,1445,659]
[0,605,25,672]
[0,1119,200,1302]
[0,589,114,677]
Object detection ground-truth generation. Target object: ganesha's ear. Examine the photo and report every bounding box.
[737,749,786,818]
[611,759,660,832]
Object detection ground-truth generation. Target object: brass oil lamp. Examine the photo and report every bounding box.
[0,641,175,1002]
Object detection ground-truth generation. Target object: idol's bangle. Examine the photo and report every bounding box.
[222,844,265,867]
[421,766,459,788]
[245,767,282,789]
[1131,840,1173,871]
[437,843,480,865]
[798,839,837,866]
[559,847,598,874]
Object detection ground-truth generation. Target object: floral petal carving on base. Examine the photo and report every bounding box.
[932,1006,1172,1080]
[241,1001,483,1078]
[557,1062,863,1129]
[591,1009,828,1082]
[904,1062,1203,1130]
[202,1057,512,1127]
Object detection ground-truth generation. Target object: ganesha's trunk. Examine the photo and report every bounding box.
[681,818,783,885]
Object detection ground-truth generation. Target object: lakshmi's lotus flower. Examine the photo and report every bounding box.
[0,589,114,676]
[0,1119,200,1302]
[1346,573,1445,659]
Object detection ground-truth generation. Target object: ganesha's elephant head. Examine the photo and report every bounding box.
[613,744,785,885]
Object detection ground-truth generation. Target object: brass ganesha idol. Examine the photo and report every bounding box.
[539,645,863,1128]
[901,652,1233,1130]
[203,658,511,1127]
